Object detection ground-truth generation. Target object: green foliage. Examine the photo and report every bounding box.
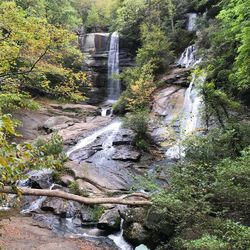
[35,133,64,157]
[184,234,229,250]
[117,62,156,112]
[185,122,250,165]
[132,174,160,193]
[203,0,250,106]
[15,0,81,28]
[0,93,39,113]
[148,122,250,249]
[69,181,90,197]
[92,205,105,221]
[136,24,173,71]
[0,1,88,102]
[0,115,65,188]
[112,0,146,40]
[124,110,151,150]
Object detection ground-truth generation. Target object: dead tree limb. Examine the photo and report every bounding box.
[0,187,152,206]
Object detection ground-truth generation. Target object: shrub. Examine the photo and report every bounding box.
[124,110,151,150]
[35,133,64,157]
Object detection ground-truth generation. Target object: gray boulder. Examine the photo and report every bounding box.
[123,223,151,246]
[41,197,80,217]
[97,208,121,232]
[112,146,141,162]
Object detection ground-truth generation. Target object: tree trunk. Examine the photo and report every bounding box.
[0,187,152,206]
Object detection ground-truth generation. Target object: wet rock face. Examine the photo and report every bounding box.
[152,86,185,118]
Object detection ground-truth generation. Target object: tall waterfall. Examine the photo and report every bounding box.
[166,45,204,160]
[187,13,197,31]
[107,32,121,102]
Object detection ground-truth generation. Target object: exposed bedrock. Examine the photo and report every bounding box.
[79,32,134,104]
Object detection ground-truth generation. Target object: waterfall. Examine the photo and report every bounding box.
[107,32,121,102]
[187,13,197,31]
[166,46,204,160]
[181,74,204,136]
[108,219,133,250]
[177,45,197,68]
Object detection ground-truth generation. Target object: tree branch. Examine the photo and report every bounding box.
[0,186,152,206]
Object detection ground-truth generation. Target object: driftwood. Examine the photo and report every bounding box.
[0,186,152,206]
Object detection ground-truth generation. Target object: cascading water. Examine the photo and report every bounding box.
[166,45,204,160]
[108,219,133,250]
[67,121,122,156]
[187,13,197,31]
[177,45,197,68]
[107,31,121,102]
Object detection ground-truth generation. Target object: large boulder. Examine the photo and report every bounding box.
[145,208,175,238]
[28,169,53,189]
[123,223,151,246]
[80,205,96,223]
[43,116,76,132]
[41,197,80,217]
[97,207,121,233]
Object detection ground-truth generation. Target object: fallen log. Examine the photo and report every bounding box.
[0,186,152,206]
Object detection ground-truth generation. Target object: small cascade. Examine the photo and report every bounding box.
[187,13,197,31]
[107,32,121,102]
[21,184,55,214]
[177,45,197,68]
[109,219,133,250]
[67,121,122,156]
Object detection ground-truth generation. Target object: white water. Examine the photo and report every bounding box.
[166,45,204,160]
[109,219,133,250]
[181,75,204,136]
[177,45,197,68]
[187,13,197,31]
[21,184,55,214]
[107,32,121,101]
[67,121,122,156]
[101,106,113,117]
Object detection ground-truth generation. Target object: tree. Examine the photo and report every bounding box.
[0,2,88,101]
